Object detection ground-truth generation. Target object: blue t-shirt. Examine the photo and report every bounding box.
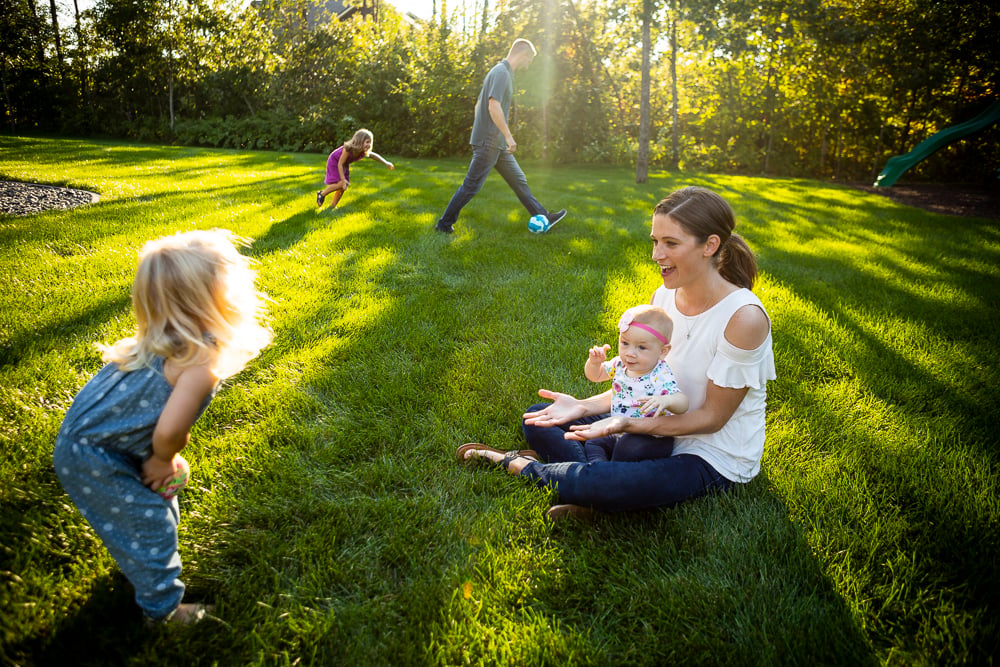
[470,59,514,149]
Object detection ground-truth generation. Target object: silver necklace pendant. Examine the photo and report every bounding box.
[684,314,697,340]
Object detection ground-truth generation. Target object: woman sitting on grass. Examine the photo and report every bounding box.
[457,186,775,519]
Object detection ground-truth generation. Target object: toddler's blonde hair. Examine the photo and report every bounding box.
[101,229,272,380]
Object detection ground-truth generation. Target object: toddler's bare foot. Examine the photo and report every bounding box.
[167,602,214,625]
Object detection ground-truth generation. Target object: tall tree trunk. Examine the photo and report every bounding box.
[669,0,679,170]
[834,112,843,180]
[1,66,15,132]
[819,127,827,174]
[48,0,65,82]
[168,75,174,131]
[871,123,884,183]
[762,45,777,175]
[72,0,88,101]
[636,0,652,183]
[166,0,175,131]
[26,0,46,66]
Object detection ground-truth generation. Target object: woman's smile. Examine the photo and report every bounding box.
[651,213,705,289]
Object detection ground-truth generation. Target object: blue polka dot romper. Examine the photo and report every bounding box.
[53,357,214,620]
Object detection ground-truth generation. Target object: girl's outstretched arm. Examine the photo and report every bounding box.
[639,391,689,416]
[142,364,216,491]
[368,151,394,169]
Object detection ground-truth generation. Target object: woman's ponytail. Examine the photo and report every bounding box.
[718,233,757,290]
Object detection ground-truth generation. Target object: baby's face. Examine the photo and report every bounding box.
[618,326,668,376]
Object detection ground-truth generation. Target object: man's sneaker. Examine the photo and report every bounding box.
[546,209,567,229]
[316,191,325,207]
[434,220,454,234]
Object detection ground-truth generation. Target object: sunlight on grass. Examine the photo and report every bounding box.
[2,137,998,665]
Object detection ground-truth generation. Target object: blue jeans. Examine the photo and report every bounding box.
[438,144,546,225]
[520,403,735,512]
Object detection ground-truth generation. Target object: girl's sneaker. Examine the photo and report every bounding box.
[316,191,325,206]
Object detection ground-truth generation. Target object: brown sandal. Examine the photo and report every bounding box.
[455,443,540,468]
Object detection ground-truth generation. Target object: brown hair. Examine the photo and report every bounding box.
[653,186,758,289]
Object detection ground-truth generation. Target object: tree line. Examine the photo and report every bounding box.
[3,0,998,183]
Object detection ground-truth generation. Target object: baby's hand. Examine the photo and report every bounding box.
[387,162,395,170]
[588,344,611,363]
[640,395,673,418]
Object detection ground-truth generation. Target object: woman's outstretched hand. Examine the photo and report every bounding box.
[522,389,587,427]
[566,415,628,441]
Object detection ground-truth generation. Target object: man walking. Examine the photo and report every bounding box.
[435,38,566,234]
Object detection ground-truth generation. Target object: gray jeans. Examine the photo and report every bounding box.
[438,143,546,225]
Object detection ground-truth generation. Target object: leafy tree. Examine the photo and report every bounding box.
[90,0,171,130]
[557,0,615,163]
[1,0,62,132]
[400,15,479,157]
[3,0,995,181]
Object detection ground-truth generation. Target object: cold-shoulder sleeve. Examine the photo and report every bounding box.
[707,334,776,389]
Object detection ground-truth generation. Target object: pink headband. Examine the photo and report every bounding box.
[618,309,669,345]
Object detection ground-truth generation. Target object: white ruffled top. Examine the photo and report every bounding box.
[651,286,776,482]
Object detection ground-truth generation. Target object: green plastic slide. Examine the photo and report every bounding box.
[874,98,1000,187]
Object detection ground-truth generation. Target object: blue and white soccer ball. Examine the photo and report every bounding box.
[528,214,550,234]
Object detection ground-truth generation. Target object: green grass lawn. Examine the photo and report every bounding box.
[1,136,998,665]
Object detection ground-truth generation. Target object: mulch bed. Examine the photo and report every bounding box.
[851,182,1000,221]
